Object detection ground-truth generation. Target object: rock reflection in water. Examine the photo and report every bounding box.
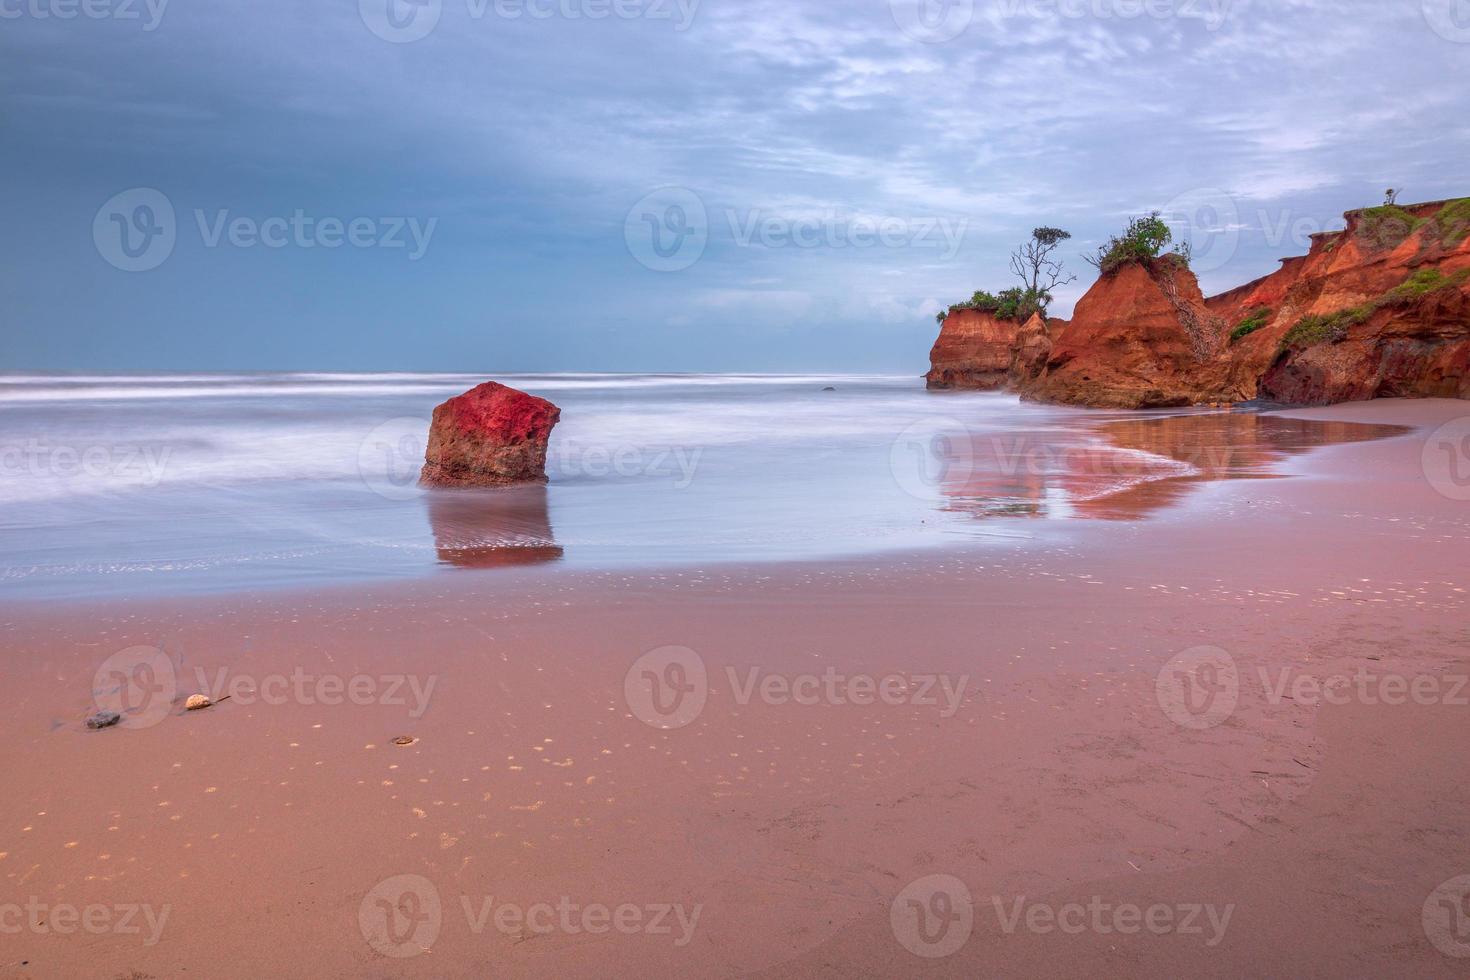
[425,487,563,568]
[940,411,1408,522]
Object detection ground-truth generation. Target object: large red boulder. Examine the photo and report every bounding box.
[420,382,561,488]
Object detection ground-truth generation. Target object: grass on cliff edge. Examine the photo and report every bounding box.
[1435,198,1470,245]
[1358,204,1425,250]
[1280,268,1470,352]
[1353,198,1470,251]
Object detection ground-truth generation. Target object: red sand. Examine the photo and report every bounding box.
[3,399,1469,978]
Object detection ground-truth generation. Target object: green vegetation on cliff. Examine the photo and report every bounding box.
[1433,198,1470,245]
[1229,307,1272,344]
[1085,212,1190,275]
[1280,267,1470,351]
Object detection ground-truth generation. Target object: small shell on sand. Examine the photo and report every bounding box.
[392,736,418,746]
[185,694,213,711]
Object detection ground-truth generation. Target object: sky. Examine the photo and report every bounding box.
[3,0,1469,372]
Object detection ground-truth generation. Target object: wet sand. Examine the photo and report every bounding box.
[2,399,1469,978]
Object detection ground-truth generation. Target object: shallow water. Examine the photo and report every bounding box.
[0,373,1406,598]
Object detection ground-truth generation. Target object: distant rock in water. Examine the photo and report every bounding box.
[420,382,561,488]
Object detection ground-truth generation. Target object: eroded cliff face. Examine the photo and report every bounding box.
[926,309,1022,390]
[1245,203,1470,404]
[1024,260,1245,409]
[927,198,1470,408]
[1009,313,1057,385]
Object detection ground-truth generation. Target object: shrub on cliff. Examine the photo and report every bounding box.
[1085,212,1187,274]
[1229,307,1272,344]
[1280,267,1470,352]
[944,286,1049,322]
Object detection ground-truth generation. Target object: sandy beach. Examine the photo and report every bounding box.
[2,398,1467,977]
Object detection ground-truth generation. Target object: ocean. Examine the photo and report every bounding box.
[0,372,1369,599]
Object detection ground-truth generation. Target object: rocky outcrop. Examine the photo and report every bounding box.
[1009,313,1058,385]
[1025,260,1243,408]
[929,197,1470,408]
[926,309,1022,390]
[420,381,561,488]
[1241,202,1470,405]
[1259,281,1470,404]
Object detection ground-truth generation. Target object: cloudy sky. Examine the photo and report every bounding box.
[4,0,1468,372]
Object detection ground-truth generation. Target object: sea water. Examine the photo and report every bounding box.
[0,373,1388,598]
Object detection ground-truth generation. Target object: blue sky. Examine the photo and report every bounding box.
[3,0,1469,372]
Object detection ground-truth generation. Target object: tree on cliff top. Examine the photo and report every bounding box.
[1011,227,1076,298]
[934,226,1075,325]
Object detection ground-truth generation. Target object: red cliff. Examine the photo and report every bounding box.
[926,308,1022,390]
[931,197,1470,408]
[1026,259,1243,408]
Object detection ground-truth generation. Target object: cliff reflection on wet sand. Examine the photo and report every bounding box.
[941,412,1409,522]
[425,487,564,568]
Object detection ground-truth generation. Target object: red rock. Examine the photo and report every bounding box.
[1026,260,1242,408]
[926,309,1022,390]
[420,382,561,488]
[935,198,1470,409]
[1259,278,1470,404]
[1239,202,1470,404]
[1009,313,1058,385]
